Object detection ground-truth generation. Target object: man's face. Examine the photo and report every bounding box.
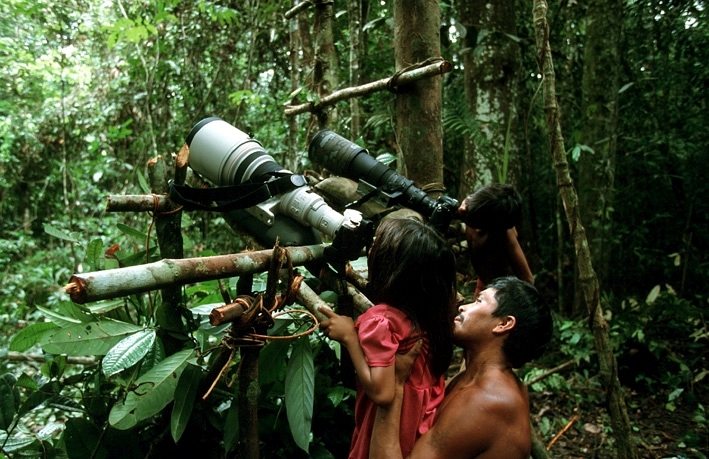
[452,287,499,343]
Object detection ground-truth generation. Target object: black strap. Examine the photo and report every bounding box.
[169,174,308,212]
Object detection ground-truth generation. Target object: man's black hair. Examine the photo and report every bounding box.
[487,276,553,368]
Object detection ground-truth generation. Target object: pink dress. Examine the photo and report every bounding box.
[348,304,446,459]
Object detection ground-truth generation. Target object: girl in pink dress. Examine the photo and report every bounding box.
[319,218,457,459]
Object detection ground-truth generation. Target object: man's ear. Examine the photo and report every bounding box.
[493,316,516,334]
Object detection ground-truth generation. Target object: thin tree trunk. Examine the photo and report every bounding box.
[313,0,338,128]
[530,1,640,458]
[393,0,444,187]
[237,347,261,459]
[287,0,304,171]
[578,0,622,290]
[148,155,187,355]
[348,0,362,139]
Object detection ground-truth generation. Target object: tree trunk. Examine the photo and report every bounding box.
[531,1,640,458]
[287,0,304,172]
[393,0,444,187]
[457,0,522,197]
[348,0,363,139]
[578,0,622,290]
[148,155,188,355]
[313,0,338,128]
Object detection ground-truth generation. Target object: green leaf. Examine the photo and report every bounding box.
[36,305,85,327]
[223,399,240,453]
[137,168,151,194]
[259,339,289,388]
[15,373,38,392]
[0,374,20,430]
[17,381,60,418]
[138,337,166,377]
[170,363,202,442]
[41,319,144,356]
[64,417,109,459]
[9,322,57,352]
[109,348,195,430]
[646,284,661,305]
[0,431,36,452]
[85,238,104,272]
[43,223,79,243]
[285,337,314,453]
[116,223,150,240]
[102,329,156,376]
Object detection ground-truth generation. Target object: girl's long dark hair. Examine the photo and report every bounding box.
[366,218,457,377]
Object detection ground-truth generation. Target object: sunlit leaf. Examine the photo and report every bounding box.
[102,329,156,376]
[645,284,661,305]
[41,319,143,356]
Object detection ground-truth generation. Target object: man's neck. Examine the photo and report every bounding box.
[459,348,511,383]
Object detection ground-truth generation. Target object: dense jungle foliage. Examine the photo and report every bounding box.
[0,0,707,458]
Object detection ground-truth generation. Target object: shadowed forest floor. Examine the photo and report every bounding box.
[530,381,708,458]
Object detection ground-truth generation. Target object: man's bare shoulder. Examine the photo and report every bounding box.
[411,370,530,459]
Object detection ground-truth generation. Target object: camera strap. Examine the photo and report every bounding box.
[168,173,308,212]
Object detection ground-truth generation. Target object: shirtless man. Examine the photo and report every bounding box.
[370,276,553,459]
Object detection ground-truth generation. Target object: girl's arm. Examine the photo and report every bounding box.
[318,307,395,405]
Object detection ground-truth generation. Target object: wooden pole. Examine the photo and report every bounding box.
[64,244,326,304]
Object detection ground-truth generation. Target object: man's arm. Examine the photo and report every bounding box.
[318,306,395,405]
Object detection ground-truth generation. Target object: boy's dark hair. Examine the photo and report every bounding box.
[367,218,457,378]
[487,276,553,369]
[461,183,522,232]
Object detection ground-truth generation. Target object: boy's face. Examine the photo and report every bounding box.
[465,226,489,253]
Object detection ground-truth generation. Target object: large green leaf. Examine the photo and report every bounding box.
[36,305,85,328]
[259,339,289,388]
[223,399,240,453]
[84,238,105,272]
[64,417,109,459]
[138,337,166,378]
[109,348,195,430]
[102,328,156,376]
[0,374,20,431]
[41,319,143,356]
[8,322,57,352]
[43,223,79,243]
[0,431,35,453]
[170,363,202,442]
[285,337,314,453]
